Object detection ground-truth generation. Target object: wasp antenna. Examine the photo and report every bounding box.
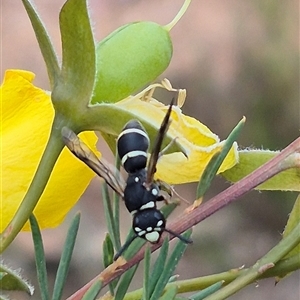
[164,228,193,244]
[114,234,138,261]
[146,99,175,185]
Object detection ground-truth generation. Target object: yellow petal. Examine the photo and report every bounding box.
[1,70,98,231]
[116,97,238,184]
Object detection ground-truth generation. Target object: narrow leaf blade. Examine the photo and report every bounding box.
[52,213,81,300]
[82,280,102,300]
[196,118,245,198]
[148,238,169,296]
[150,230,192,300]
[21,0,60,88]
[29,214,50,300]
[114,264,139,300]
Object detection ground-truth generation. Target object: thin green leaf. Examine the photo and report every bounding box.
[52,213,81,300]
[150,230,192,300]
[275,194,300,281]
[82,280,102,300]
[168,275,179,283]
[113,147,122,250]
[143,246,152,300]
[57,0,95,105]
[0,264,34,295]
[21,0,60,88]
[158,285,178,300]
[283,194,300,257]
[102,182,119,250]
[103,233,115,268]
[29,214,50,300]
[197,117,245,198]
[188,281,223,300]
[115,264,139,300]
[113,192,121,249]
[222,150,300,191]
[148,238,169,296]
[103,233,117,294]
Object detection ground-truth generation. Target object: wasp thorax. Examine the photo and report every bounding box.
[124,169,159,213]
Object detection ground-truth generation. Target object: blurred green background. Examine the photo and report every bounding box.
[2,0,299,299]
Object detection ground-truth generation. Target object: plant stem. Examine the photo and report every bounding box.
[204,221,300,300]
[0,119,66,253]
[66,137,300,298]
[123,254,300,300]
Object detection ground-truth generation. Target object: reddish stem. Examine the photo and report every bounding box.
[67,137,300,299]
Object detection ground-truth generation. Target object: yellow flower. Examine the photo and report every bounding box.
[1,71,238,233]
[116,92,238,184]
[1,70,98,231]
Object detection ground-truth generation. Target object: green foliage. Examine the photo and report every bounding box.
[222,150,300,191]
[196,117,245,199]
[2,0,299,299]
[52,213,81,300]
[29,215,49,300]
[30,214,81,300]
[0,263,34,296]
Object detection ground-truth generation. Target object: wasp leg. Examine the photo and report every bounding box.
[156,180,190,205]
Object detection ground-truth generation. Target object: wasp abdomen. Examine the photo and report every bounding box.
[117,120,150,173]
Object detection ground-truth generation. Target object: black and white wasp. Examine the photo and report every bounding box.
[62,100,192,260]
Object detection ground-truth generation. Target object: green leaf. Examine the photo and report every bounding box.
[196,117,245,198]
[103,233,115,268]
[221,150,300,191]
[53,0,95,114]
[158,285,178,300]
[275,194,300,281]
[188,281,223,300]
[150,230,192,300]
[283,194,300,257]
[0,263,34,295]
[102,182,120,251]
[29,214,50,300]
[113,145,122,250]
[143,246,152,300]
[103,233,117,294]
[52,213,81,300]
[148,238,169,296]
[21,0,60,88]
[82,280,102,300]
[115,264,139,300]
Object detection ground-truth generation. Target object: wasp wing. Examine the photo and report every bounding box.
[146,98,174,186]
[62,127,125,198]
